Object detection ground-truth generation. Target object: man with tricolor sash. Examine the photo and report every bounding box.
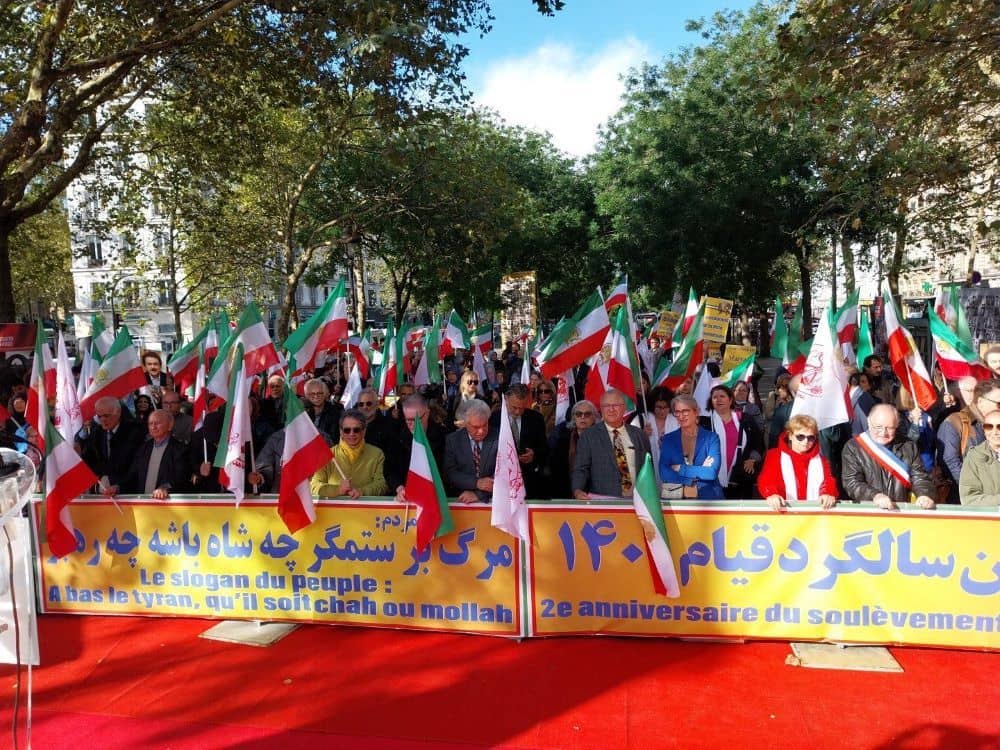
[841,404,936,510]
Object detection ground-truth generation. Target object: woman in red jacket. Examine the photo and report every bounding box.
[756,414,838,511]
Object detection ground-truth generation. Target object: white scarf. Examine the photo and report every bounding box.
[779,450,825,502]
[711,410,745,487]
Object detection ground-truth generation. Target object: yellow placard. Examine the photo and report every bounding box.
[37,498,522,636]
[722,344,755,374]
[655,311,680,339]
[702,296,733,343]
[529,505,1000,649]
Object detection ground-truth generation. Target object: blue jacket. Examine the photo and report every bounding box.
[659,428,725,499]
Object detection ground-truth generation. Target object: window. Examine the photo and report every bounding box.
[86,236,104,266]
[157,281,171,306]
[121,281,141,309]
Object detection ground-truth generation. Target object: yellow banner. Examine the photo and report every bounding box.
[721,344,755,374]
[529,505,1000,649]
[35,499,1000,648]
[655,311,679,339]
[701,296,733,343]
[37,498,522,636]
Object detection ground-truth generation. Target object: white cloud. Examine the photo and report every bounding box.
[475,38,651,160]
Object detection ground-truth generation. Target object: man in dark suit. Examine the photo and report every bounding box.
[572,388,652,499]
[122,409,190,498]
[355,387,399,456]
[79,396,145,492]
[443,399,498,503]
[490,384,548,498]
[387,395,447,499]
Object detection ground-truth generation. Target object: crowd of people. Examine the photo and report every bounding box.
[1,337,999,510]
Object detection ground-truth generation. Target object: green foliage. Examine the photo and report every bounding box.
[9,203,73,318]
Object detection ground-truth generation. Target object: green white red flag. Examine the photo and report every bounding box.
[606,303,642,410]
[206,303,281,400]
[785,303,806,375]
[414,314,442,386]
[537,289,610,379]
[654,298,705,391]
[716,352,756,390]
[405,416,455,552]
[883,289,937,410]
[441,309,470,357]
[90,313,114,364]
[346,330,372,381]
[278,370,330,533]
[671,287,699,354]
[26,324,55,453]
[167,320,211,394]
[856,306,874,369]
[469,323,493,356]
[633,455,679,597]
[373,319,401,399]
[283,279,349,375]
[79,326,146,421]
[833,288,859,364]
[214,345,253,504]
[928,307,992,381]
[605,277,628,315]
[44,403,98,557]
[770,297,787,363]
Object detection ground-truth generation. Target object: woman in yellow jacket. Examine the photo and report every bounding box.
[311,409,388,498]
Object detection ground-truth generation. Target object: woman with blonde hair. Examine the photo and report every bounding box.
[756,414,838,511]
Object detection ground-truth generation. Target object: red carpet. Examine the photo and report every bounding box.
[2,615,998,749]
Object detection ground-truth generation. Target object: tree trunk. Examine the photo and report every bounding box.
[0,226,15,322]
[796,245,812,338]
[830,233,838,311]
[841,231,856,295]
[888,214,907,302]
[352,244,366,331]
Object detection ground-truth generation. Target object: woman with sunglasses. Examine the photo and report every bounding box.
[958,409,1000,506]
[531,379,557,436]
[756,414,839,511]
[311,409,388,499]
[548,399,598,498]
[447,370,490,429]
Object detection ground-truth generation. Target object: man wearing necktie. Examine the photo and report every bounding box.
[572,389,652,500]
[444,400,499,503]
[79,396,145,493]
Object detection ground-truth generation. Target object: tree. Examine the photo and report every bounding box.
[591,5,831,322]
[9,203,73,320]
[0,0,565,323]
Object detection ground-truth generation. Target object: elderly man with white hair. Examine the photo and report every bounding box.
[841,403,936,510]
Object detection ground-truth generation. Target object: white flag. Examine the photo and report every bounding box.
[340,363,362,409]
[492,394,529,541]
[693,364,713,417]
[54,332,83,444]
[790,305,850,430]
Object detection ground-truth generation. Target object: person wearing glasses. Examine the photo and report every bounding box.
[548,399,598,498]
[531,379,557,436]
[936,377,1000,503]
[756,414,838,511]
[659,394,724,499]
[303,378,343,443]
[311,409,387,499]
[354,387,399,456]
[958,409,1000,506]
[571,389,651,500]
[842,404,936,510]
[447,370,489,429]
[79,396,145,494]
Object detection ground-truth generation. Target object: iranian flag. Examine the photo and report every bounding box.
[833,289,860,364]
[405,326,426,353]
[206,303,281,401]
[347,330,372,381]
[716,352,756,390]
[278,373,330,533]
[584,349,609,407]
[79,327,146,421]
[214,345,253,504]
[883,289,937,410]
[405,416,455,552]
[606,303,642,409]
[26,324,55,453]
[671,287,700,354]
[469,323,493,356]
[204,314,222,365]
[785,304,806,375]
[43,409,99,558]
[605,277,628,315]
[441,309,470,358]
[521,327,541,385]
[633,455,679,597]
[928,307,993,381]
[856,306,874,369]
[492,394,529,541]
[538,289,610,379]
[373,320,400,399]
[414,315,442,386]
[283,279,349,375]
[770,297,787,363]
[192,349,208,431]
[89,313,115,364]
[653,299,705,391]
[54,331,83,445]
[167,321,210,394]
[936,284,975,351]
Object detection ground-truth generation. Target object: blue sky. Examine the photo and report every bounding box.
[461,0,760,158]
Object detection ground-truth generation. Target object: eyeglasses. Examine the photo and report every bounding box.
[96,412,116,419]
[537,388,554,394]
[870,425,897,434]
[574,411,595,418]
[306,391,326,398]
[341,426,364,434]
[357,401,375,407]
[673,408,694,416]
[984,423,1000,431]
[792,434,818,443]
[602,403,625,410]
[467,380,479,386]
